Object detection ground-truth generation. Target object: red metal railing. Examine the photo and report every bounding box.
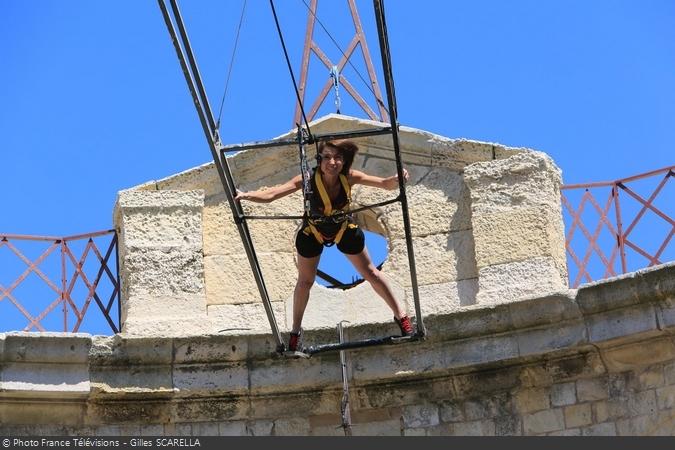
[562,165,674,288]
[0,230,120,333]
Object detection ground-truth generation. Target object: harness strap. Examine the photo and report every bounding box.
[306,170,354,245]
[315,170,351,214]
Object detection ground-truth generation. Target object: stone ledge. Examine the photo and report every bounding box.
[1,263,674,424]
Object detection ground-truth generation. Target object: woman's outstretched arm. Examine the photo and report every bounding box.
[235,174,303,203]
[349,168,409,191]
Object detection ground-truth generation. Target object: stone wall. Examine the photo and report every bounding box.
[112,114,567,336]
[2,263,674,436]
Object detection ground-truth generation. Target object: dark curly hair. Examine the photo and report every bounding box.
[318,140,359,175]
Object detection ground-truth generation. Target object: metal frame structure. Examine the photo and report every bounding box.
[0,230,120,333]
[293,0,389,126]
[561,165,674,288]
[158,0,425,354]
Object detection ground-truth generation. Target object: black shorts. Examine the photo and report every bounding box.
[295,225,365,258]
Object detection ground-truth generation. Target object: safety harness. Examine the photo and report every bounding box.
[303,170,358,246]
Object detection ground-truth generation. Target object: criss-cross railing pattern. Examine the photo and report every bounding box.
[0,230,120,333]
[562,165,674,288]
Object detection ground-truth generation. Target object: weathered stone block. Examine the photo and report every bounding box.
[412,279,479,316]
[273,417,315,436]
[190,422,220,436]
[1,332,90,364]
[523,409,564,435]
[121,209,202,251]
[218,421,247,436]
[463,394,512,420]
[452,419,496,436]
[471,206,565,270]
[246,420,274,436]
[123,249,204,298]
[89,364,173,394]
[514,388,550,414]
[628,390,657,416]
[351,419,401,436]
[368,168,472,237]
[430,138,497,170]
[636,365,665,389]
[551,382,577,407]
[577,378,608,402]
[477,257,567,305]
[600,337,675,371]
[494,415,522,436]
[401,404,439,428]
[548,428,581,436]
[464,150,563,215]
[582,422,617,436]
[1,362,89,397]
[586,305,660,345]
[387,231,477,287]
[439,401,464,423]
[140,424,164,436]
[207,301,286,334]
[172,362,249,395]
[563,404,592,428]
[204,252,296,306]
[655,385,675,410]
[515,321,587,358]
[202,194,301,256]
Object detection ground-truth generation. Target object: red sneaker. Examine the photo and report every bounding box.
[394,316,414,336]
[288,329,303,352]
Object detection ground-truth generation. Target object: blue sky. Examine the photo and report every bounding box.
[1,1,674,333]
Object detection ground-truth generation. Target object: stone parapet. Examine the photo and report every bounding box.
[113,189,209,336]
[1,262,674,435]
[464,151,568,305]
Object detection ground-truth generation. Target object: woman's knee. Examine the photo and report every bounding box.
[296,277,315,291]
[362,266,382,283]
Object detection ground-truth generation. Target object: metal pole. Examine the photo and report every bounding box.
[372,0,425,337]
[338,321,353,436]
[168,0,218,136]
[114,233,122,333]
[221,126,393,153]
[158,0,284,350]
[61,239,67,332]
[613,184,627,274]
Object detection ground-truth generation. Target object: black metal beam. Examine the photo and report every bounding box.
[305,334,420,356]
[373,0,426,338]
[158,0,285,351]
[220,126,394,153]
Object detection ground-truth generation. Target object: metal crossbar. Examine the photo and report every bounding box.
[562,165,674,288]
[0,230,120,333]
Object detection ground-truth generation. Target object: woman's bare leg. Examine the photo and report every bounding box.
[292,254,321,333]
[344,248,407,319]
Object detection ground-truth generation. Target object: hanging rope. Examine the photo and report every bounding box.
[216,0,248,132]
[269,0,314,142]
[299,0,387,111]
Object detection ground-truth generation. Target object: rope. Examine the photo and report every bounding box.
[216,0,248,131]
[299,0,387,111]
[269,0,314,141]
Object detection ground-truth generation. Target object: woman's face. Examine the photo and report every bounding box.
[319,146,344,176]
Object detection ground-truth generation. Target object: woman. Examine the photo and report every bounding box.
[235,139,413,351]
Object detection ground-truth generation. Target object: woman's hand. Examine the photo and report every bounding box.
[234,190,247,202]
[385,168,409,190]
[400,168,410,184]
